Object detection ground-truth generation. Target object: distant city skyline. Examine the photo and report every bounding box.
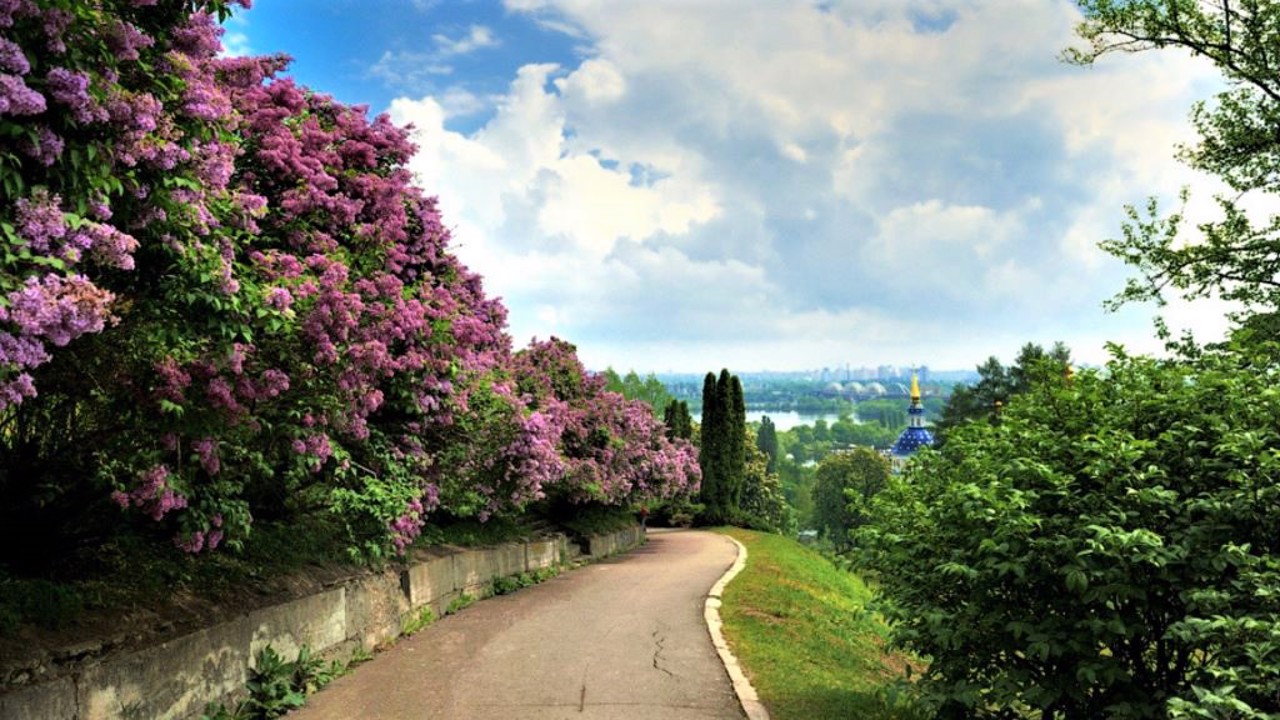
[235,1,1234,373]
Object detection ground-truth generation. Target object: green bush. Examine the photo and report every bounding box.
[858,349,1280,718]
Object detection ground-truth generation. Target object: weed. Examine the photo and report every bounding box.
[199,644,340,720]
[401,606,436,635]
[445,592,475,615]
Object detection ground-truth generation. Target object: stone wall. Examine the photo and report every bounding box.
[0,527,643,720]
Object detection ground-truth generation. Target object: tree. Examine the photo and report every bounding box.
[755,415,778,474]
[603,368,674,417]
[739,434,793,534]
[727,373,747,511]
[698,372,727,522]
[934,342,1071,444]
[663,399,693,441]
[697,368,746,524]
[1069,0,1280,337]
[857,349,1280,718]
[812,448,889,551]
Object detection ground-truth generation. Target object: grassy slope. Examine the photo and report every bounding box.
[716,528,924,720]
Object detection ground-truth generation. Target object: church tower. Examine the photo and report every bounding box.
[890,370,934,470]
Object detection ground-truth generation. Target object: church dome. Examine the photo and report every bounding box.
[891,370,934,460]
[892,425,935,456]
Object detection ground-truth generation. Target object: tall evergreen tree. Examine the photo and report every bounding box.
[728,374,747,510]
[756,415,778,475]
[663,399,693,441]
[698,372,725,521]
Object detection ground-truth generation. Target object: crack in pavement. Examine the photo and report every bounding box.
[651,629,675,678]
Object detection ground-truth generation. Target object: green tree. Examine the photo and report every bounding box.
[857,349,1280,718]
[698,372,726,522]
[755,415,778,474]
[739,435,793,534]
[698,369,747,525]
[603,368,673,417]
[663,400,693,441]
[934,342,1071,445]
[728,374,747,511]
[812,448,889,551]
[1069,0,1280,340]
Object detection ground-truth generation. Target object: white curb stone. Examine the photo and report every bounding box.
[704,534,771,720]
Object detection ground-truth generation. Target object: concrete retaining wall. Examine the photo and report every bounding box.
[0,527,643,720]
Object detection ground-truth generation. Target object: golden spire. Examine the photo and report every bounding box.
[910,370,921,402]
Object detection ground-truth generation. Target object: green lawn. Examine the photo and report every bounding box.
[716,528,925,720]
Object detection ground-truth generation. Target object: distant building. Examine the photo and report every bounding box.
[889,371,934,470]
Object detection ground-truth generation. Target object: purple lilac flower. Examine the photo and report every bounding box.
[45,67,94,122]
[0,72,46,116]
[22,125,64,165]
[0,36,29,74]
[15,190,65,252]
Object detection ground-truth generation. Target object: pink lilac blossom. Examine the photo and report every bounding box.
[192,437,220,475]
[3,274,114,347]
[114,465,187,521]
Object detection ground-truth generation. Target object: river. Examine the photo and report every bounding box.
[743,410,848,431]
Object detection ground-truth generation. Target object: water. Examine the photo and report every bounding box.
[744,410,847,431]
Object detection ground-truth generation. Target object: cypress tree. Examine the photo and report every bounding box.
[698,372,722,521]
[728,374,747,511]
[756,415,778,475]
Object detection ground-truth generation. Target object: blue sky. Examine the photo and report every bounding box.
[229,0,1231,373]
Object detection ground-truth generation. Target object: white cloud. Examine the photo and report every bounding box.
[218,12,252,57]
[433,25,499,56]
[388,0,1232,371]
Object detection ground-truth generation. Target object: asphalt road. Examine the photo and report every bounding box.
[288,529,747,720]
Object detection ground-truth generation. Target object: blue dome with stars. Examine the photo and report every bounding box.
[891,372,934,458]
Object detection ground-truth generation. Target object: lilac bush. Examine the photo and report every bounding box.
[0,1,697,565]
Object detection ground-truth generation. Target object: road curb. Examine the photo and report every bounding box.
[704,534,771,720]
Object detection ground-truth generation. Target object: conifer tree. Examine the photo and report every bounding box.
[756,416,778,475]
[698,372,725,521]
[663,399,693,441]
[728,374,747,510]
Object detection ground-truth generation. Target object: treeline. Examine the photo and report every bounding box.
[0,0,698,596]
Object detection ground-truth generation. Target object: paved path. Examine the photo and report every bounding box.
[290,529,746,720]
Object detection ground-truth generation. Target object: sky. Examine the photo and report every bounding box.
[229,0,1236,373]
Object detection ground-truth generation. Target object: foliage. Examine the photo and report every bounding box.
[202,645,340,720]
[739,435,794,533]
[513,338,699,510]
[445,592,476,615]
[812,448,889,551]
[400,606,436,635]
[1068,0,1280,328]
[490,565,559,596]
[557,503,637,537]
[933,342,1071,445]
[698,369,746,524]
[0,0,698,589]
[603,368,673,417]
[662,398,693,441]
[716,528,925,720]
[755,415,778,474]
[0,571,82,632]
[857,348,1280,719]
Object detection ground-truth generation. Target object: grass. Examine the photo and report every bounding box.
[716,528,926,720]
